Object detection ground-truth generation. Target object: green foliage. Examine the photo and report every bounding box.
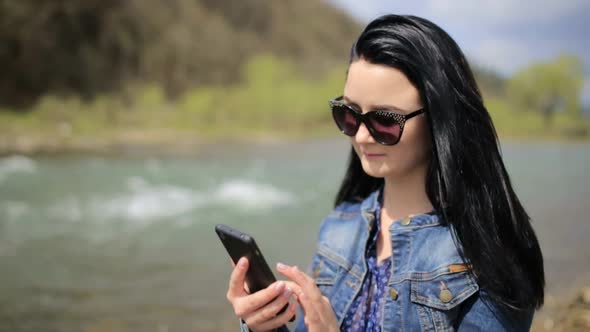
[486,97,588,139]
[1,53,588,151]
[472,67,506,98]
[0,55,347,145]
[507,54,585,126]
[0,0,588,150]
[179,55,346,134]
[0,0,359,108]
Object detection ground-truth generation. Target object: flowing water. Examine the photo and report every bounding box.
[0,139,588,331]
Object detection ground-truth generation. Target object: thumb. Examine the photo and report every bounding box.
[227,257,249,299]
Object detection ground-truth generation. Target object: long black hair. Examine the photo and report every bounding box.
[334,14,544,315]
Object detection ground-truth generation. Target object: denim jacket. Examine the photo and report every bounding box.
[241,187,534,331]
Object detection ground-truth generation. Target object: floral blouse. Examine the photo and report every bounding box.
[341,193,392,332]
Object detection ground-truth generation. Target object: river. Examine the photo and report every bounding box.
[0,139,588,331]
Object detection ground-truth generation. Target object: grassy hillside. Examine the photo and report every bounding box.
[0,2,586,154]
[0,0,361,107]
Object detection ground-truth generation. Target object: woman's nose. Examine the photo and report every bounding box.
[354,122,375,144]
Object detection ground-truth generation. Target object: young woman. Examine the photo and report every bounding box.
[226,14,544,332]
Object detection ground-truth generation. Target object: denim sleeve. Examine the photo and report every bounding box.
[239,318,250,332]
[455,290,534,332]
[291,307,307,332]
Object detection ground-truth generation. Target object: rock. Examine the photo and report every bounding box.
[543,318,554,330]
[534,286,590,331]
[580,287,590,305]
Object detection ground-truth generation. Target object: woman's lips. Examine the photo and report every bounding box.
[364,152,386,158]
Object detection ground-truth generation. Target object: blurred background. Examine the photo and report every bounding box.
[0,1,588,331]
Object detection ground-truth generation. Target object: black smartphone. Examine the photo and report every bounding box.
[215,224,294,322]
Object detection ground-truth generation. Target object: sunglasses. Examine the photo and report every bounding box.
[329,96,426,145]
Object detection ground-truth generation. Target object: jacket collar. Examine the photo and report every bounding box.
[359,185,442,230]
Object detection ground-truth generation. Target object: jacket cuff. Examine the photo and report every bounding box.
[239,318,250,332]
[238,319,290,332]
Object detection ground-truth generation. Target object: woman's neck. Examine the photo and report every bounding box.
[381,169,434,221]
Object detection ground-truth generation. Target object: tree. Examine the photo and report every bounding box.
[0,0,360,109]
[507,54,584,127]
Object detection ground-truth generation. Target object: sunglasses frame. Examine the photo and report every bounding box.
[329,96,426,145]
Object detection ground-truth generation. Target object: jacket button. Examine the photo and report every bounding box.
[440,289,453,303]
[389,288,399,300]
[400,216,412,225]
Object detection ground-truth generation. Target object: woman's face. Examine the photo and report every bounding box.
[343,58,431,180]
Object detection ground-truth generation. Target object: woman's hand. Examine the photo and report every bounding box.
[226,257,298,332]
[277,262,339,332]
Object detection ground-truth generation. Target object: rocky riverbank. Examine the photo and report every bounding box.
[532,286,590,331]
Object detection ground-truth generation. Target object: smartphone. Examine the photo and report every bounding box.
[215,224,294,321]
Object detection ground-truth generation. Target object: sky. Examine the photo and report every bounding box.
[328,0,590,106]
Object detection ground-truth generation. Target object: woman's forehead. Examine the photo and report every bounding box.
[344,60,421,109]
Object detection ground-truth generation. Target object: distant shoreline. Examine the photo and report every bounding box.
[1,131,589,157]
[0,131,320,157]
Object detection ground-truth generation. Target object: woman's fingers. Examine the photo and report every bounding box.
[276,262,327,324]
[226,258,305,331]
[276,263,311,286]
[243,285,298,328]
[233,280,291,317]
[276,263,321,300]
[262,301,299,331]
[282,280,302,297]
[248,300,298,331]
[276,262,340,332]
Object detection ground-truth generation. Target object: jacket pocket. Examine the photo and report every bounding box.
[410,265,479,332]
[309,251,341,299]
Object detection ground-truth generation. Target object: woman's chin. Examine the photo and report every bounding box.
[361,161,392,178]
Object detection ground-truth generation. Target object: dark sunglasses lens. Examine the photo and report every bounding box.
[332,105,358,136]
[368,113,401,144]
